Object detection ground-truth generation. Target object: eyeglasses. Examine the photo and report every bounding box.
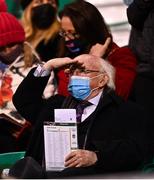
[59,30,80,39]
[68,66,101,75]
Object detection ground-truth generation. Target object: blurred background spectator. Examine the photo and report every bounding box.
[0,0,51,153]
[5,0,131,47]
[19,0,60,62]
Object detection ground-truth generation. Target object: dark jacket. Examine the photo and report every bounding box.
[13,68,148,172]
[127,0,154,30]
[127,0,154,76]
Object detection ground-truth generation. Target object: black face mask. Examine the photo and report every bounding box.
[0,44,23,65]
[65,38,88,58]
[31,4,56,29]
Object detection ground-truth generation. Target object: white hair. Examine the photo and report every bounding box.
[74,54,116,90]
[99,58,116,90]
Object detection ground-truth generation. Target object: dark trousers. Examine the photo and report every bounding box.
[9,156,100,179]
[129,74,154,115]
[129,74,154,162]
[46,166,98,179]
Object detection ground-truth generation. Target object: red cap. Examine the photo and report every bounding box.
[0,0,25,47]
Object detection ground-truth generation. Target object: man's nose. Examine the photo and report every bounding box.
[72,69,80,76]
[65,37,70,41]
[43,0,50,4]
[44,0,48,3]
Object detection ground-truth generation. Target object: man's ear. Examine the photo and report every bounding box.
[98,74,109,88]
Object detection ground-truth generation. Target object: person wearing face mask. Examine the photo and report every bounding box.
[10,54,149,178]
[20,0,60,62]
[68,73,106,100]
[0,0,55,153]
[55,0,137,101]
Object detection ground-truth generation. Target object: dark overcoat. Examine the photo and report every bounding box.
[13,68,148,173]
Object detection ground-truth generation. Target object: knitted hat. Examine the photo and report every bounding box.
[0,0,7,11]
[0,0,25,47]
[20,0,59,10]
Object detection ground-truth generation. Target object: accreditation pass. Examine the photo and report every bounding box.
[43,109,78,171]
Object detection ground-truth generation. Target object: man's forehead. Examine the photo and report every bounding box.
[74,55,93,65]
[74,55,99,69]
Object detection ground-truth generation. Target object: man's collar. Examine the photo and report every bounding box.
[88,91,103,106]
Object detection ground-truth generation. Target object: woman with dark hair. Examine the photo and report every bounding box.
[58,0,111,57]
[56,0,137,100]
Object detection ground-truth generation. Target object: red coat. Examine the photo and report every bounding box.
[57,43,137,100]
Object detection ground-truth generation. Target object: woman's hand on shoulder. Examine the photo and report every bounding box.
[89,37,111,57]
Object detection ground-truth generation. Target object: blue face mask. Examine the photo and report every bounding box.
[68,75,100,100]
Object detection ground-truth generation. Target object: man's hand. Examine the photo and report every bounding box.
[65,149,98,168]
[43,57,78,71]
[89,37,111,57]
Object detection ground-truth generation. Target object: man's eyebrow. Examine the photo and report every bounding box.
[69,64,84,69]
